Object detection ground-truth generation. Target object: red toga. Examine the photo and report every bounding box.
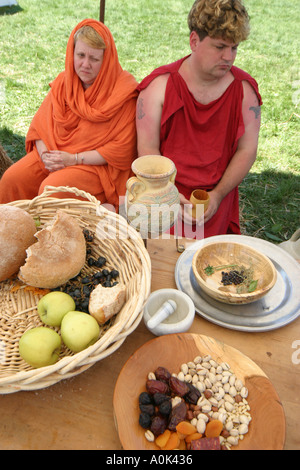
[137,57,262,238]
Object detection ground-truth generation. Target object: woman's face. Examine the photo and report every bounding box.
[74,39,104,88]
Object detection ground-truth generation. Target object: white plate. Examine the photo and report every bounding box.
[175,235,300,332]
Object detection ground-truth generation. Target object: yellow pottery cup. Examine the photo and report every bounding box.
[189,189,210,218]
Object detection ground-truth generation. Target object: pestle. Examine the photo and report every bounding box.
[146,299,177,329]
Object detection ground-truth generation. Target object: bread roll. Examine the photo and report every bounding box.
[89,283,126,324]
[18,210,86,289]
[0,205,37,282]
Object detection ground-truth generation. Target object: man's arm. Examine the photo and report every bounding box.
[136,74,169,156]
[203,80,261,223]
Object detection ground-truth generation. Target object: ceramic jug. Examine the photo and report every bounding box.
[279,228,300,261]
[126,155,180,238]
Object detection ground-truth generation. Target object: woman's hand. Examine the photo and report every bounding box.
[41,150,75,172]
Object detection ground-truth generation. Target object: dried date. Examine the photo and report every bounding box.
[169,376,189,397]
[146,379,169,396]
[184,382,201,404]
[154,366,171,383]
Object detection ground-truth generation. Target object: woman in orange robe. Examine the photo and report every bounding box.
[0,19,138,209]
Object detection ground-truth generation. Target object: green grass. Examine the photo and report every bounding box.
[0,0,299,243]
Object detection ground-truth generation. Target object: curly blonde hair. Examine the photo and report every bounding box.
[188,0,250,43]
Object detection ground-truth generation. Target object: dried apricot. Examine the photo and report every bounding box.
[185,432,203,443]
[162,432,180,450]
[205,419,224,438]
[176,421,197,436]
[155,429,171,448]
[177,438,187,450]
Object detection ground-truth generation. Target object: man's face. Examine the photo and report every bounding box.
[74,39,104,89]
[190,33,239,80]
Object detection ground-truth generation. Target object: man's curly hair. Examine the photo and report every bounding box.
[188,0,250,43]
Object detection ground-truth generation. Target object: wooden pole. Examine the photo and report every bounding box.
[100,0,106,23]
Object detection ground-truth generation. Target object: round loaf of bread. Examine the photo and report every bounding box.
[18,210,86,289]
[0,205,37,282]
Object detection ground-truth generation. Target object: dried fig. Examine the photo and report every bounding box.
[168,400,187,431]
[150,415,168,436]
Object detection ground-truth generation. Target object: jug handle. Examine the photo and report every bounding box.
[126,177,146,202]
[170,168,177,185]
[290,228,300,242]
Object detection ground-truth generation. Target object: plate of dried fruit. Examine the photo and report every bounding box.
[113,333,285,450]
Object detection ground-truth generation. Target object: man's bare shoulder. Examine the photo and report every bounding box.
[139,73,170,99]
[241,80,261,121]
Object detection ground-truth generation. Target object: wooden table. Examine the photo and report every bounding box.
[0,238,299,450]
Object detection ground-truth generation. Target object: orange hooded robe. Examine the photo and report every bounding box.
[0,19,138,207]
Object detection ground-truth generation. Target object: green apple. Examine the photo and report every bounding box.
[61,311,100,353]
[19,327,61,368]
[38,291,76,327]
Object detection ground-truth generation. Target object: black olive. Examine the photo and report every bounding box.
[158,400,172,416]
[96,256,106,268]
[153,393,170,406]
[139,412,151,429]
[110,269,119,279]
[83,230,93,242]
[103,281,112,287]
[94,271,104,280]
[81,302,89,313]
[139,404,155,416]
[83,285,91,296]
[73,289,81,298]
[138,392,153,405]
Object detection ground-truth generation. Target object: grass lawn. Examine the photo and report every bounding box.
[0,0,299,243]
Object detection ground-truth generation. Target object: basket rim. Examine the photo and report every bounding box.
[0,185,151,393]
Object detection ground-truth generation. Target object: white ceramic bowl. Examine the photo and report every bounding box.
[143,288,195,336]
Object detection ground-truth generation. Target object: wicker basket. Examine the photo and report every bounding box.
[0,186,151,394]
[0,143,13,179]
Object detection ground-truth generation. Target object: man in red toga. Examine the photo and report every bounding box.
[136,0,262,238]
